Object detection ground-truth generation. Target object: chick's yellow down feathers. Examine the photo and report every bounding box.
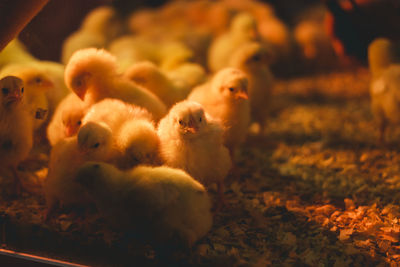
[368,38,400,80]
[76,161,213,247]
[158,100,231,187]
[188,68,251,155]
[64,48,167,120]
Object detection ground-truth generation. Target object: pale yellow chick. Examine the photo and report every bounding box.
[208,12,259,72]
[370,65,400,143]
[44,125,115,218]
[0,39,36,68]
[229,42,274,130]
[368,38,400,80]
[164,63,207,93]
[158,100,231,202]
[47,93,86,146]
[64,48,167,120]
[0,76,33,192]
[124,61,191,107]
[188,68,251,156]
[76,161,213,247]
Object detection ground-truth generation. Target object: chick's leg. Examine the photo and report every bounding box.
[378,118,387,145]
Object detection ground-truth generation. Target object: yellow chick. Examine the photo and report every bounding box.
[370,65,400,143]
[47,93,86,146]
[158,41,194,71]
[0,63,54,131]
[0,39,36,68]
[188,68,251,156]
[61,6,125,64]
[164,62,207,93]
[64,48,167,120]
[44,127,115,218]
[124,61,191,107]
[116,119,161,169]
[75,161,213,247]
[229,42,274,131]
[0,76,33,192]
[368,38,400,80]
[158,100,232,202]
[208,12,259,72]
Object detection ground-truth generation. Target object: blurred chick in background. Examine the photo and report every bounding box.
[64,48,167,120]
[158,100,232,206]
[229,41,274,132]
[188,68,250,157]
[76,161,213,248]
[0,76,33,193]
[61,5,126,64]
[124,61,192,108]
[208,12,259,73]
[368,38,400,80]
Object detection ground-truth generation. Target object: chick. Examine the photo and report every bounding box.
[165,62,207,93]
[124,61,190,107]
[44,127,115,218]
[61,6,125,64]
[81,98,157,167]
[116,119,161,169]
[208,12,259,72]
[47,93,86,146]
[0,39,36,68]
[76,161,213,248]
[158,100,231,204]
[368,38,400,80]
[370,65,400,143]
[0,63,53,131]
[229,42,274,131]
[64,48,167,120]
[188,68,251,156]
[0,76,33,192]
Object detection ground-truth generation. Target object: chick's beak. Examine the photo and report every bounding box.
[76,90,86,101]
[186,116,198,133]
[64,125,77,137]
[42,80,54,89]
[235,90,248,100]
[5,90,22,104]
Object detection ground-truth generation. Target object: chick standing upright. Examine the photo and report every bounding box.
[0,76,33,192]
[64,48,167,120]
[208,12,259,72]
[76,161,213,248]
[229,42,274,131]
[158,100,232,201]
[188,68,251,156]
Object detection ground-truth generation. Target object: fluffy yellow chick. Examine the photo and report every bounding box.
[44,126,115,218]
[208,12,259,72]
[158,41,194,71]
[64,48,167,120]
[124,61,191,107]
[158,100,231,202]
[0,39,36,68]
[75,161,213,247]
[165,62,207,93]
[0,76,33,192]
[116,119,161,169]
[47,93,86,146]
[61,6,125,64]
[81,98,157,167]
[0,63,54,131]
[368,38,400,80]
[188,68,251,156]
[229,42,274,130]
[370,65,400,143]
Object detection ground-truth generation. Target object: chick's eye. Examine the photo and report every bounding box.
[93,143,100,148]
[77,120,82,126]
[35,77,42,84]
[199,117,202,122]
[229,87,235,92]
[21,87,24,93]
[252,54,261,61]
[2,88,9,95]
[179,120,183,125]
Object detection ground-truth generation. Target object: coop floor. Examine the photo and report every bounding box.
[1,67,399,266]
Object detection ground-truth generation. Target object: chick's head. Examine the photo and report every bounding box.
[61,109,83,137]
[0,76,24,108]
[230,12,258,39]
[170,100,208,138]
[212,68,249,101]
[65,48,118,100]
[231,42,272,70]
[77,121,113,160]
